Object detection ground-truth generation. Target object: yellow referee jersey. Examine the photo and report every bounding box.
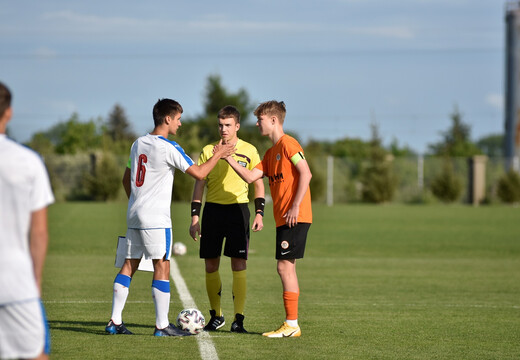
[198,139,261,204]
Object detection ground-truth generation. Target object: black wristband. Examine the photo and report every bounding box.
[254,197,265,213]
[191,202,201,217]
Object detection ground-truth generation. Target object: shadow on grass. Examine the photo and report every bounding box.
[49,320,265,337]
[209,329,264,336]
[49,320,150,335]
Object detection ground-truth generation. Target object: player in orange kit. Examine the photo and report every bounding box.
[224,100,312,337]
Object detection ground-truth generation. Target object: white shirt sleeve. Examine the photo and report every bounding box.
[30,155,55,212]
[164,139,194,173]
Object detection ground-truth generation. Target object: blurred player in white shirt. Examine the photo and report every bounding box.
[105,98,234,336]
[0,81,55,359]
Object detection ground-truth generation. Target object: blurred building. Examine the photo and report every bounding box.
[505,1,520,170]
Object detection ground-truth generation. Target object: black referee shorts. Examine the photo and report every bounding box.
[199,202,250,260]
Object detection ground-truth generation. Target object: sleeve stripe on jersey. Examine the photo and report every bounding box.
[235,153,251,164]
[290,151,305,166]
[158,136,195,166]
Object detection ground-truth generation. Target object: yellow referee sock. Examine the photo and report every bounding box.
[232,270,247,317]
[206,271,222,316]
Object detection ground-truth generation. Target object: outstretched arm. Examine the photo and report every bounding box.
[225,156,264,184]
[284,159,312,228]
[186,142,235,180]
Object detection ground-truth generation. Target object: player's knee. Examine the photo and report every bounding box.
[205,258,220,273]
[276,259,294,276]
[231,258,246,272]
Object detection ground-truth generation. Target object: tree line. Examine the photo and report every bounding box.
[12,74,519,204]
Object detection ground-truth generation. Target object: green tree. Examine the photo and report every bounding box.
[25,132,55,155]
[104,104,137,155]
[428,106,481,157]
[497,170,520,203]
[183,74,255,145]
[318,137,371,179]
[84,152,121,201]
[173,74,259,201]
[476,134,504,158]
[388,137,416,157]
[106,104,136,142]
[26,113,103,155]
[55,114,103,154]
[430,158,463,203]
[361,124,397,203]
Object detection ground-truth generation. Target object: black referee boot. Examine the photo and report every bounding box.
[204,310,225,331]
[230,314,248,333]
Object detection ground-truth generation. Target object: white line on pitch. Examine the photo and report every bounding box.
[170,257,218,360]
[43,300,520,310]
[43,300,152,304]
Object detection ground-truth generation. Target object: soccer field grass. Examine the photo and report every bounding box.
[44,202,520,359]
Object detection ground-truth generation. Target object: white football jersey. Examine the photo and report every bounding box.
[127,134,194,229]
[0,134,55,304]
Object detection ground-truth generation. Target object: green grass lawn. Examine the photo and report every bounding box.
[44,202,520,359]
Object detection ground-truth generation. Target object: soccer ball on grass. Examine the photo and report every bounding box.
[176,308,205,334]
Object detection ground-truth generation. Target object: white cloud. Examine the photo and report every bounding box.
[335,0,468,5]
[38,10,411,42]
[41,10,155,35]
[48,99,77,115]
[347,26,415,39]
[32,47,58,58]
[42,10,142,27]
[485,93,503,110]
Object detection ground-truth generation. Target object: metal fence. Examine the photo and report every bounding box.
[43,153,518,204]
[44,152,128,202]
[309,155,518,205]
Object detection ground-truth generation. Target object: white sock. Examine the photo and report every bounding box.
[286,319,298,327]
[152,280,171,329]
[111,275,131,324]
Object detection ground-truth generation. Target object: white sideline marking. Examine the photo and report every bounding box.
[170,258,219,360]
[44,300,152,304]
[43,300,520,310]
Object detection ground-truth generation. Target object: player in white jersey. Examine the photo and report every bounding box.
[0,82,55,359]
[106,98,235,336]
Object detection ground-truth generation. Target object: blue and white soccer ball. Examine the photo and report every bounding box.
[176,308,205,334]
[173,242,187,256]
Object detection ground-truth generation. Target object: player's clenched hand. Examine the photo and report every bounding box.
[189,219,201,241]
[252,214,264,232]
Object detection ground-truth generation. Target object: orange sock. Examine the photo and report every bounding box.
[283,291,299,320]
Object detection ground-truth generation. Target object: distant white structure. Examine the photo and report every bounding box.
[505,1,520,170]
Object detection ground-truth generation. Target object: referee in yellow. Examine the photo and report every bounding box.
[189,105,265,333]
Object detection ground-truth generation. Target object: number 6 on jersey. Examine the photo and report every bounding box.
[136,154,147,187]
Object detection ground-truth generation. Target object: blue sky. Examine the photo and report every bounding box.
[1,0,506,153]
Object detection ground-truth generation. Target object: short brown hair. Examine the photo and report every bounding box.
[0,82,12,118]
[153,98,183,127]
[254,100,286,124]
[218,105,240,124]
